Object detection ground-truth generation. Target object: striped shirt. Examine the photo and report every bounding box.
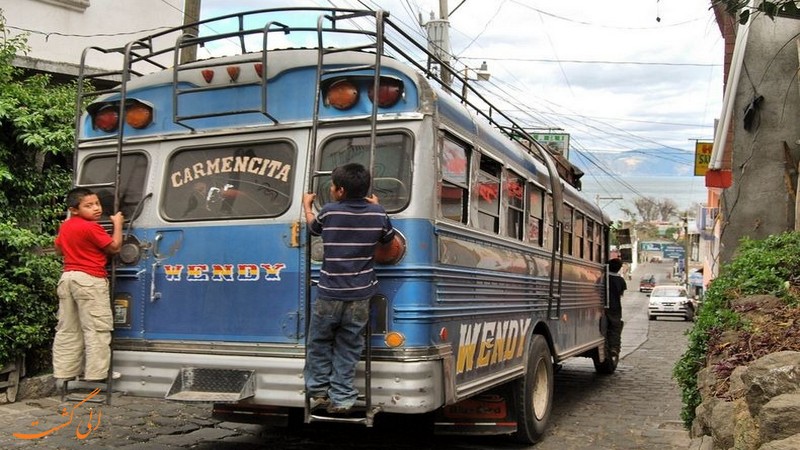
[309,199,395,300]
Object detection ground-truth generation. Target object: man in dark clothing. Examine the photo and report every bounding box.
[607,258,627,357]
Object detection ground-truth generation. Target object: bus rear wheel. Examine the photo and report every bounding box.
[512,334,553,444]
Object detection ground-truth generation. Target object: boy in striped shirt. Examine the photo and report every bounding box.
[302,163,395,414]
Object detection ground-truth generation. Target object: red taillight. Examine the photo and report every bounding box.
[368,78,403,108]
[125,101,153,129]
[325,80,359,110]
[93,106,119,132]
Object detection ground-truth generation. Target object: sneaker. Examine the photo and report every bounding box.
[326,404,354,415]
[310,396,330,410]
[82,371,122,382]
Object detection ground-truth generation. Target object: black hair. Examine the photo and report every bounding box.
[331,163,370,199]
[65,187,95,209]
[608,258,623,273]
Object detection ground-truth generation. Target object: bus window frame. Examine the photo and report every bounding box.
[161,140,296,222]
[476,153,502,233]
[574,211,585,259]
[562,204,574,256]
[79,151,149,222]
[527,182,545,247]
[503,168,525,241]
[313,130,414,214]
[439,137,471,224]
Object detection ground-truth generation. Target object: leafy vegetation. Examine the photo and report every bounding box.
[0,14,75,373]
[713,0,800,24]
[673,231,800,427]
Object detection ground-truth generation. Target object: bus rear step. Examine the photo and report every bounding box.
[165,367,255,402]
[307,405,381,426]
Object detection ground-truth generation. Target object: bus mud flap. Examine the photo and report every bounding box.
[165,368,255,402]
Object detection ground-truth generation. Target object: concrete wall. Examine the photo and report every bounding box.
[720,13,800,262]
[0,0,185,77]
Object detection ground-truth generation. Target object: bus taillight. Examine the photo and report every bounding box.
[90,100,153,132]
[325,79,359,110]
[93,105,119,132]
[368,78,404,108]
[125,101,153,129]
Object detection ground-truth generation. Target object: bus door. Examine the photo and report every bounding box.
[121,138,305,346]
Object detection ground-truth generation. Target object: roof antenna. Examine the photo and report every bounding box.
[656,0,661,22]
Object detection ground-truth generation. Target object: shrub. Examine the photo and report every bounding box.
[0,13,75,373]
[673,231,800,427]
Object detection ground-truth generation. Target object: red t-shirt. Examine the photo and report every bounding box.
[55,216,113,278]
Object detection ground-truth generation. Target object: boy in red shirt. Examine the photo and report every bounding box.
[53,187,123,385]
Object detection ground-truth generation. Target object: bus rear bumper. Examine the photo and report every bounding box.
[111,350,445,414]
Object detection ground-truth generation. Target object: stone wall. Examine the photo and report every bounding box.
[692,351,800,450]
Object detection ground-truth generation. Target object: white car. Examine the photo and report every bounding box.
[648,285,695,321]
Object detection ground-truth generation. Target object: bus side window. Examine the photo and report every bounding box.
[562,205,574,256]
[527,184,543,246]
[574,211,585,258]
[476,155,501,233]
[596,223,604,263]
[503,169,525,240]
[587,219,595,261]
[544,193,554,251]
[440,139,469,223]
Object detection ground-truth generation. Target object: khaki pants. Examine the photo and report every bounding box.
[53,271,113,380]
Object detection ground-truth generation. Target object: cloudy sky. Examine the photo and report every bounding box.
[198,0,723,180]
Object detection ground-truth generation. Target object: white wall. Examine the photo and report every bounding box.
[0,0,185,75]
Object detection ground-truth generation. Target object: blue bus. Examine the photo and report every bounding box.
[73,8,614,443]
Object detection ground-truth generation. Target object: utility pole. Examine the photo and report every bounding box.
[180,0,201,64]
[421,0,452,86]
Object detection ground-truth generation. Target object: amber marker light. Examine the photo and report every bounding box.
[93,105,119,132]
[368,78,403,108]
[325,79,359,110]
[384,331,405,348]
[125,101,153,129]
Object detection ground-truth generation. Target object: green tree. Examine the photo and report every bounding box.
[0,14,75,372]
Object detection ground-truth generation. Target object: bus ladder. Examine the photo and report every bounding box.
[304,311,380,426]
[303,10,387,427]
[66,39,159,405]
[169,20,291,131]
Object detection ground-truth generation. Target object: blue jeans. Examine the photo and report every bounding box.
[305,297,370,408]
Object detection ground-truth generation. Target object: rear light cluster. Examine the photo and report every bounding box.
[90,100,153,132]
[324,77,404,110]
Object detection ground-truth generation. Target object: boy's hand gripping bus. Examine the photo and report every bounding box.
[73,8,615,443]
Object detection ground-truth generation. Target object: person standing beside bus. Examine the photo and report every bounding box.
[302,163,395,414]
[53,187,123,387]
[607,258,627,357]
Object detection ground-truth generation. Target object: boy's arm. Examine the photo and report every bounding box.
[302,193,316,223]
[104,212,125,254]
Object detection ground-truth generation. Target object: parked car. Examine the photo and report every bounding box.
[638,275,656,293]
[648,285,695,321]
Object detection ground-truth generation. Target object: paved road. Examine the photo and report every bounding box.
[0,263,693,449]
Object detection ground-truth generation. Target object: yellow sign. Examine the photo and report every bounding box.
[694,141,713,176]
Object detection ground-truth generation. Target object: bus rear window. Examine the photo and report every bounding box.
[163,142,295,220]
[79,153,148,221]
[316,133,412,213]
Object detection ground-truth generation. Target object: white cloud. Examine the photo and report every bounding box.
[198,0,723,165]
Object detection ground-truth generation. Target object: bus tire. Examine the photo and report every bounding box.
[512,334,553,444]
